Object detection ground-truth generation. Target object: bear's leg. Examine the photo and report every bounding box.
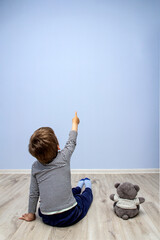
[122,215,129,220]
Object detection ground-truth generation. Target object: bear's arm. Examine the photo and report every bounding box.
[110,194,115,201]
[139,197,145,204]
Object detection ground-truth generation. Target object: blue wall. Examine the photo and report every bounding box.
[0,0,159,169]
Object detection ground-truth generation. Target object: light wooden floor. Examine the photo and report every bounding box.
[0,173,159,240]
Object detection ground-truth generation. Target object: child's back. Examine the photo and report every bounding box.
[29,131,77,214]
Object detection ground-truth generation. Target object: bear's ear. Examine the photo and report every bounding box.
[134,185,140,192]
[114,183,120,188]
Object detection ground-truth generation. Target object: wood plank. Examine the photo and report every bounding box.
[0,169,159,174]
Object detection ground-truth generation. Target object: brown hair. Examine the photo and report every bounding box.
[29,127,59,164]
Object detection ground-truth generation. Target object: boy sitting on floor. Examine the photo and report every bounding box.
[19,112,93,227]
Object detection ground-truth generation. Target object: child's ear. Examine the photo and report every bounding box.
[115,183,120,188]
[57,145,60,150]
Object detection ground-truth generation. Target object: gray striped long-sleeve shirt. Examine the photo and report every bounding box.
[28,130,78,214]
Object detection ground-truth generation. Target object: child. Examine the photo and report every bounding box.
[19,112,93,227]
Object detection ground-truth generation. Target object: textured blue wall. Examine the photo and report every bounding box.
[0,0,159,169]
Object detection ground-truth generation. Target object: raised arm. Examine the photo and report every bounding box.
[72,112,80,132]
[61,112,80,161]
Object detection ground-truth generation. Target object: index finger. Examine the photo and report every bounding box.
[75,111,77,116]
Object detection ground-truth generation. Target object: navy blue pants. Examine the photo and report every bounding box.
[38,187,93,227]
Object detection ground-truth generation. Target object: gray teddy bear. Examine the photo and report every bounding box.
[110,182,145,220]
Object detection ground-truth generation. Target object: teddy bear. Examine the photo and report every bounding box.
[110,182,145,220]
